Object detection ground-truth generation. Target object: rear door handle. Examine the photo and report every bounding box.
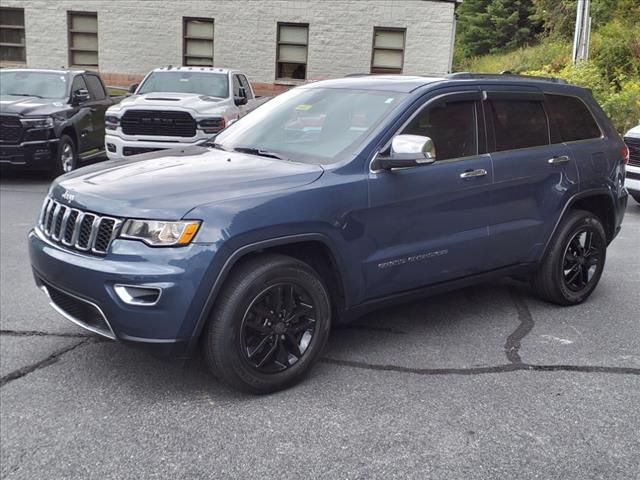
[548,155,570,164]
[460,168,488,179]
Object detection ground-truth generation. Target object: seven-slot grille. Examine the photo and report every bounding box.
[625,137,640,167]
[121,110,197,137]
[38,197,121,254]
[0,115,23,144]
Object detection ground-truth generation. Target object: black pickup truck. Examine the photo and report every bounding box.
[0,69,120,175]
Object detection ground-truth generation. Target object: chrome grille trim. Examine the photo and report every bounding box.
[37,197,122,255]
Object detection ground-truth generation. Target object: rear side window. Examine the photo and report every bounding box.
[487,99,549,152]
[545,94,601,142]
[402,100,477,160]
[84,75,106,100]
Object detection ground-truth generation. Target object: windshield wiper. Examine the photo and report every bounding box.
[7,93,43,98]
[232,147,289,161]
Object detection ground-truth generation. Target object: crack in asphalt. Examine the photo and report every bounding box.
[319,358,640,376]
[0,338,94,388]
[504,288,536,364]
[0,329,91,338]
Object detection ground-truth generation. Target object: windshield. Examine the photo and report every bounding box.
[0,71,68,99]
[137,71,229,98]
[213,87,407,164]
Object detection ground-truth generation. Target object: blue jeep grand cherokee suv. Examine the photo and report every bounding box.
[28,73,629,393]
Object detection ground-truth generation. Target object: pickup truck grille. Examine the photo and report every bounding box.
[0,115,23,144]
[38,197,122,255]
[625,137,640,167]
[121,110,197,137]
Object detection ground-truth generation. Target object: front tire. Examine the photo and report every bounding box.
[53,135,77,177]
[202,254,331,394]
[532,210,607,305]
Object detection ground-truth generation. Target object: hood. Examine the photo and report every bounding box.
[0,95,68,116]
[624,124,640,139]
[50,147,324,219]
[109,92,229,116]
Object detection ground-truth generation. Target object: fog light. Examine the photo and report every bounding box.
[114,284,162,306]
[107,143,116,153]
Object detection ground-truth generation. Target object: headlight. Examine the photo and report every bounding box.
[120,219,201,246]
[197,117,226,134]
[105,115,120,130]
[20,117,54,129]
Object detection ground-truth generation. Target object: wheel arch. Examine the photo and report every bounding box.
[542,188,617,260]
[190,233,349,349]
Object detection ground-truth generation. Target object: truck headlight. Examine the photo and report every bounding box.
[105,115,120,130]
[20,117,54,129]
[120,219,201,246]
[198,117,226,134]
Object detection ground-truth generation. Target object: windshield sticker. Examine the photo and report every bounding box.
[385,97,395,104]
[295,104,313,111]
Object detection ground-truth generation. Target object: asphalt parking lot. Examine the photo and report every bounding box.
[1,173,639,480]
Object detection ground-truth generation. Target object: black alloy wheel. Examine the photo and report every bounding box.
[202,254,331,394]
[240,283,317,373]
[532,209,607,306]
[561,228,603,292]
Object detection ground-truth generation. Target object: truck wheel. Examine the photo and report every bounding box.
[53,135,77,177]
[532,210,607,306]
[202,254,331,394]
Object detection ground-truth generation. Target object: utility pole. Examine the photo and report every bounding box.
[572,0,592,63]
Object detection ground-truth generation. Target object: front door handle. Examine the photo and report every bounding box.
[460,168,488,179]
[548,155,570,164]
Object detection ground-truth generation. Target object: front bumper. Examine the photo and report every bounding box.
[625,164,640,194]
[105,132,206,161]
[0,139,58,169]
[28,228,221,358]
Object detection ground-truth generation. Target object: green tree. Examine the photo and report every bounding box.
[455,0,541,58]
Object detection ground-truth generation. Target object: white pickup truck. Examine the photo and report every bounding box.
[104,67,268,160]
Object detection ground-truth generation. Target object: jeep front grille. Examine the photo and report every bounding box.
[121,110,197,137]
[625,137,640,167]
[38,197,122,255]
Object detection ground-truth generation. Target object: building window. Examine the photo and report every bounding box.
[183,17,214,66]
[276,23,308,80]
[0,8,26,63]
[371,27,405,74]
[68,11,98,68]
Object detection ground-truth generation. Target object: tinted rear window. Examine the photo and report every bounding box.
[488,100,549,152]
[545,94,601,142]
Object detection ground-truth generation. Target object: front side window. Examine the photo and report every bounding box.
[276,23,308,80]
[238,75,253,100]
[402,100,477,160]
[488,99,549,152]
[0,7,25,63]
[214,87,407,164]
[137,71,229,98]
[85,74,106,100]
[371,28,405,74]
[545,94,601,142]
[70,75,87,95]
[0,70,68,98]
[68,12,98,68]
[183,17,214,66]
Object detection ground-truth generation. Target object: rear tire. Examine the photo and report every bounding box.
[532,210,607,306]
[202,254,331,394]
[52,135,77,177]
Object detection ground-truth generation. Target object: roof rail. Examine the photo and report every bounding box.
[447,72,567,84]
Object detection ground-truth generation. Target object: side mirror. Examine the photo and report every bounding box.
[128,83,139,94]
[372,134,436,170]
[234,95,248,106]
[72,89,91,104]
